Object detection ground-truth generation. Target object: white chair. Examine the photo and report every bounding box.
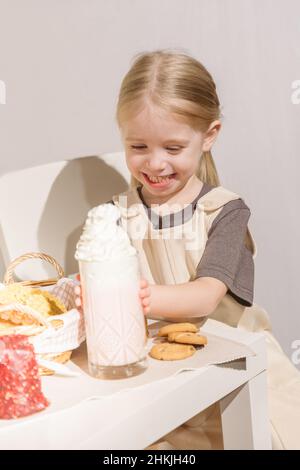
[0,152,131,281]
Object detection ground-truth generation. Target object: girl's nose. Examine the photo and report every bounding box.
[146,151,167,173]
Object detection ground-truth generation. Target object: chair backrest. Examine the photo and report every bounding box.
[0,152,131,281]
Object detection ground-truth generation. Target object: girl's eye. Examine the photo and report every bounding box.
[131,146,182,152]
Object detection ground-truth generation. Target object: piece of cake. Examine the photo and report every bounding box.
[0,334,49,418]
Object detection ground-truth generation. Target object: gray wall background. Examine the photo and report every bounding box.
[0,0,299,365]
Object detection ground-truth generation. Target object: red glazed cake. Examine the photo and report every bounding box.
[0,334,49,419]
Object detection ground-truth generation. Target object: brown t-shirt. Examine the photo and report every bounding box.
[108,182,254,307]
[193,183,254,307]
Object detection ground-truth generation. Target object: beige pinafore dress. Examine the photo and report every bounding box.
[112,185,300,450]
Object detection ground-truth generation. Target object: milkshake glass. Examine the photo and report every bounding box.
[75,204,148,379]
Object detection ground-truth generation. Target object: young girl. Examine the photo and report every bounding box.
[78,49,300,449]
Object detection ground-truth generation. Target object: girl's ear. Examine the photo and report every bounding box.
[202,120,222,152]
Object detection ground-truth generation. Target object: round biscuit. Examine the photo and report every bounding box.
[149,342,196,360]
[167,331,207,346]
[157,322,198,337]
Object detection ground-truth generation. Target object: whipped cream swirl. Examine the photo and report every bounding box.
[75,203,136,262]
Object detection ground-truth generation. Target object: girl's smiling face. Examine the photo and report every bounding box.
[121,102,220,203]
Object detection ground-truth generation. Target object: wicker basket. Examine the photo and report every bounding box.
[2,252,73,375]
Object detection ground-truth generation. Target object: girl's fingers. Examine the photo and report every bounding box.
[74,285,81,295]
[140,279,148,288]
[142,297,150,307]
[76,278,149,309]
[139,287,150,298]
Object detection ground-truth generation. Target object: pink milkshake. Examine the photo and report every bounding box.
[75,204,147,379]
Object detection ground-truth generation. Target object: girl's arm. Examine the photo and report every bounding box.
[139,277,228,321]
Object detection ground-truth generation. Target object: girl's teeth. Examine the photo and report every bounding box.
[148,175,172,183]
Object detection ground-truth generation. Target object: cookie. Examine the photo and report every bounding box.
[149,342,196,361]
[0,283,66,325]
[0,318,45,336]
[167,331,207,346]
[157,322,198,337]
[49,319,64,330]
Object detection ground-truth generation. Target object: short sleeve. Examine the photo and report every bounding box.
[195,199,254,307]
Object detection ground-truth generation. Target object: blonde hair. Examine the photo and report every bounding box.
[115,48,222,189]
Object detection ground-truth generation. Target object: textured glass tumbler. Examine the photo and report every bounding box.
[79,254,148,379]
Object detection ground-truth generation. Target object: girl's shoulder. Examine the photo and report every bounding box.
[198,183,250,213]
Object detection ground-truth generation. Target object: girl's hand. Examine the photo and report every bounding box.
[139,278,151,315]
[74,274,152,316]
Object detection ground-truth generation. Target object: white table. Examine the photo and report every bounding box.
[0,319,271,450]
